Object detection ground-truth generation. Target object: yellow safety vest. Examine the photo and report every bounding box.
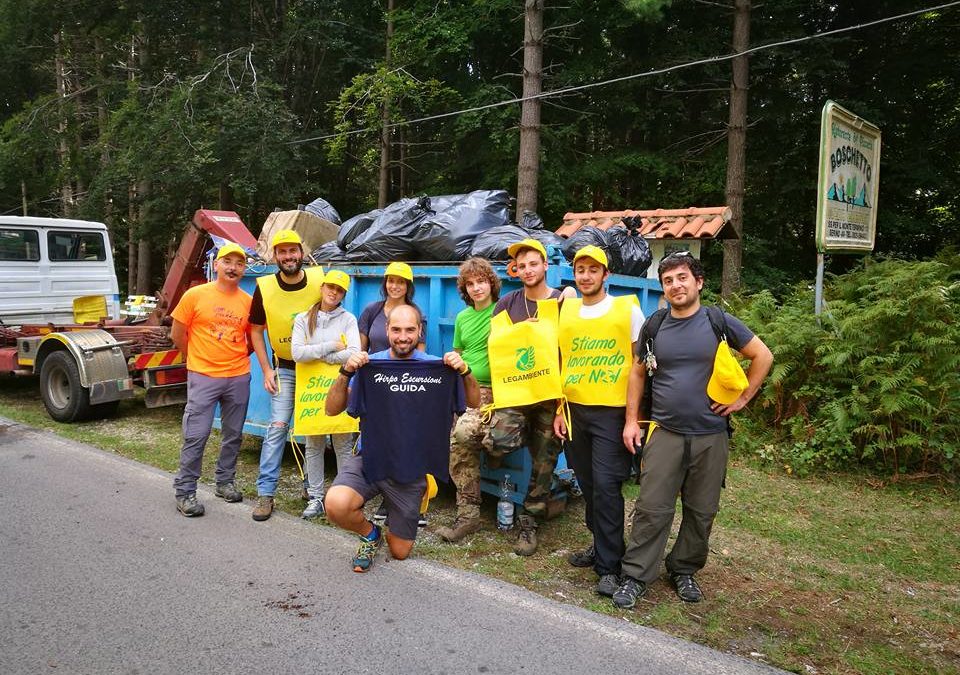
[293,361,359,435]
[488,298,563,409]
[257,266,324,361]
[558,295,636,406]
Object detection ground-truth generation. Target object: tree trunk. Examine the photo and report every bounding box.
[54,31,74,218]
[21,180,28,216]
[722,0,751,298]
[516,0,544,218]
[378,0,395,208]
[127,183,138,295]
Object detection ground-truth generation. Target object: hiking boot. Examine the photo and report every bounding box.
[352,527,383,573]
[436,516,481,543]
[513,515,538,556]
[176,493,204,517]
[568,543,596,568]
[418,512,428,528]
[372,503,388,524]
[214,481,242,503]
[301,497,325,519]
[612,577,647,609]
[252,495,274,522]
[596,573,620,598]
[670,573,703,603]
[300,486,310,502]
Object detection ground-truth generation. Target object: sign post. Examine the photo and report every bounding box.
[814,101,881,315]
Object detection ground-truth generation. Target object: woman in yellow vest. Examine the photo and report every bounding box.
[553,245,644,599]
[291,270,361,519]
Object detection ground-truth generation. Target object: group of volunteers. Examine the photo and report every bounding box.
[168,229,772,608]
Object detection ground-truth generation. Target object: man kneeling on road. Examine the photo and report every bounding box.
[324,305,480,572]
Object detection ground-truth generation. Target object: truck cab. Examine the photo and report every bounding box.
[0,216,120,324]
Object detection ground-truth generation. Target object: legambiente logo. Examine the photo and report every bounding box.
[515,346,535,372]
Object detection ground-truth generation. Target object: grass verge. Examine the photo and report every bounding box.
[1,374,957,674]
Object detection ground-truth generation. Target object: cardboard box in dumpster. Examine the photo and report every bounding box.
[257,210,338,261]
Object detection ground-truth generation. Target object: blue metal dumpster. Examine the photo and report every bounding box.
[233,248,663,506]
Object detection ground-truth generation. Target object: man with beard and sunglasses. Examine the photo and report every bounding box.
[248,230,325,522]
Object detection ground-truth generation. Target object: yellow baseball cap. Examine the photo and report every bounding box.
[215,242,247,261]
[271,229,303,249]
[572,244,608,268]
[507,238,547,260]
[384,261,414,282]
[707,342,749,404]
[323,269,351,292]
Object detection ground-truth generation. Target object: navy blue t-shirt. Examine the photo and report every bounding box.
[347,354,465,483]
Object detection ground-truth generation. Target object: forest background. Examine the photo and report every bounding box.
[0,0,958,477]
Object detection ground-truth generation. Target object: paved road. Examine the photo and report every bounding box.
[0,418,782,674]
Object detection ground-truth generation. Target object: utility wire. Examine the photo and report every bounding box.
[287,0,960,146]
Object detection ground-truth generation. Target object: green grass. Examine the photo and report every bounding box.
[2,373,958,674]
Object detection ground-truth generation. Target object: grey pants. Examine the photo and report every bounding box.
[174,371,251,498]
[304,433,356,499]
[620,427,729,584]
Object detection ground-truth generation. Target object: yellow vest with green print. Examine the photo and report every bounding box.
[558,295,636,406]
[256,266,325,361]
[488,298,562,408]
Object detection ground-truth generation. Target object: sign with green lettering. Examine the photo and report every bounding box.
[815,101,882,253]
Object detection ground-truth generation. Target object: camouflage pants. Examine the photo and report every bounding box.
[483,400,561,519]
[448,386,493,521]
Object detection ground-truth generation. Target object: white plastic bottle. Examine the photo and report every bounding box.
[497,473,515,531]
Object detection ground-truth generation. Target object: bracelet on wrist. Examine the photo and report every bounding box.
[339,366,355,379]
[460,365,472,377]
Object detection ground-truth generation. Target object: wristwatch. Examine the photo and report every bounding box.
[338,366,355,379]
[459,365,472,377]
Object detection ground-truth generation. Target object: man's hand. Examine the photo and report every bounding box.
[443,351,468,373]
[343,351,369,374]
[622,419,642,455]
[711,395,748,417]
[263,367,278,395]
[552,413,567,439]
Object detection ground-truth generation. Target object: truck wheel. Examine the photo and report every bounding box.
[40,351,92,422]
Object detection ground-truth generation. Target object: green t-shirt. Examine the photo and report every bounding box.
[453,303,494,386]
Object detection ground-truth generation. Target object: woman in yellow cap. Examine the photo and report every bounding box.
[291,269,361,519]
[357,261,426,354]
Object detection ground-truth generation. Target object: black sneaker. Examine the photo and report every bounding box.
[214,481,242,503]
[670,573,703,603]
[418,512,428,528]
[596,573,620,597]
[176,493,205,517]
[372,504,388,524]
[612,577,647,609]
[568,543,595,568]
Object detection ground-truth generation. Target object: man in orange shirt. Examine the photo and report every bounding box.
[170,243,253,517]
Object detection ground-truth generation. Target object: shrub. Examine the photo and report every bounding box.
[732,256,960,477]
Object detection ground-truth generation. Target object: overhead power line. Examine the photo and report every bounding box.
[287,0,960,146]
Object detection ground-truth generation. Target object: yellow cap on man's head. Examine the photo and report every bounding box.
[573,244,608,269]
[216,242,247,261]
[323,269,351,292]
[271,229,303,249]
[384,261,414,282]
[507,238,547,260]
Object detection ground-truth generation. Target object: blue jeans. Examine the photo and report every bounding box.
[255,367,296,497]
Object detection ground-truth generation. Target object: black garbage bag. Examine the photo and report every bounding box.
[301,197,342,225]
[415,190,511,260]
[519,210,544,230]
[339,197,428,261]
[469,224,566,260]
[337,209,382,249]
[309,240,350,263]
[606,222,652,277]
[561,226,624,273]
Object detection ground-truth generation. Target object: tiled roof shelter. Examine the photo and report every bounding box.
[558,206,735,280]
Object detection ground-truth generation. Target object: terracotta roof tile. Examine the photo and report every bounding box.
[558,207,736,240]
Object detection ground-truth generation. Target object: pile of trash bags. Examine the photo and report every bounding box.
[309,192,651,277]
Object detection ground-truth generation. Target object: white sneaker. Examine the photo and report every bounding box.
[301,497,325,519]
